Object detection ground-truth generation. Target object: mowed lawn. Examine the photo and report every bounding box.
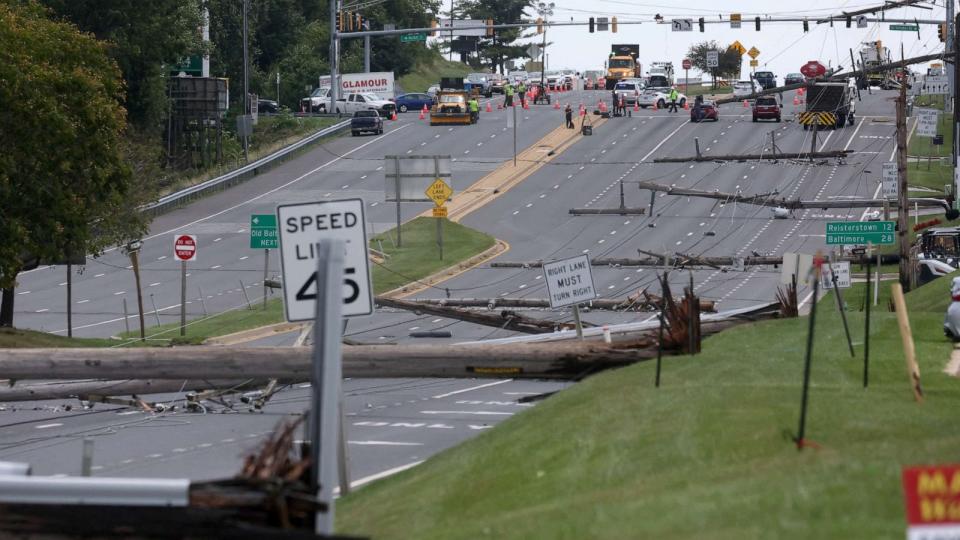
[337,276,960,539]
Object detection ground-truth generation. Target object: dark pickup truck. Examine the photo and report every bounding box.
[350,110,383,136]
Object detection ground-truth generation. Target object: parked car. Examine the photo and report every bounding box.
[754,71,777,90]
[488,76,506,94]
[466,73,493,97]
[394,93,435,113]
[545,71,562,89]
[300,87,333,113]
[732,80,757,98]
[784,73,805,85]
[752,95,781,122]
[637,87,687,109]
[350,110,383,136]
[562,74,575,90]
[257,98,280,114]
[508,71,529,85]
[613,81,643,105]
[691,100,719,122]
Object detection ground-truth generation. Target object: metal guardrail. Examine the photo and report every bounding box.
[142,119,351,216]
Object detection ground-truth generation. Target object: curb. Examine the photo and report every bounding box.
[380,239,510,299]
[204,321,304,346]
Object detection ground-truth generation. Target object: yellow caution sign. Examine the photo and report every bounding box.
[425,178,453,207]
[749,59,759,67]
[747,46,760,59]
[432,206,448,218]
[730,40,746,55]
[798,111,837,127]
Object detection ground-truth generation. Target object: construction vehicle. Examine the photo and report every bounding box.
[430,78,472,126]
[604,44,641,90]
[858,40,892,89]
[800,81,853,130]
[648,61,675,86]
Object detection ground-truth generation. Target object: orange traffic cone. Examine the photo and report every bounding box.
[418,108,426,120]
[683,100,689,110]
[652,100,658,111]
[523,100,529,110]
[486,101,492,113]
[391,110,398,121]
[553,99,561,110]
[634,100,639,112]
[793,96,800,106]
[742,100,749,108]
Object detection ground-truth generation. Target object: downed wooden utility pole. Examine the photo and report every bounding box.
[375,296,582,334]
[569,207,648,216]
[491,253,901,270]
[637,180,954,213]
[405,295,717,313]
[0,342,657,381]
[653,149,851,163]
[0,378,274,403]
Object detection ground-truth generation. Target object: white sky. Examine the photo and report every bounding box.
[518,0,949,78]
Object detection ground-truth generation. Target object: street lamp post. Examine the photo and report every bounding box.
[537,2,554,92]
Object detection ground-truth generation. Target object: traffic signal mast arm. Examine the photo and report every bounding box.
[335,15,946,38]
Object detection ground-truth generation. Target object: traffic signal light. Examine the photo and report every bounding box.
[345,11,353,31]
[755,17,760,31]
[354,13,362,31]
[536,17,543,34]
[845,16,851,28]
[486,18,494,37]
[939,23,947,42]
[336,11,343,32]
[611,17,617,33]
[803,19,808,32]
[589,17,595,33]
[698,17,704,32]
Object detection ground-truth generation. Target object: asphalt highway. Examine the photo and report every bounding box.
[2,86,903,482]
[0,377,569,481]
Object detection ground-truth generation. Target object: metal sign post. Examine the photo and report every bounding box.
[173,235,197,337]
[309,238,344,535]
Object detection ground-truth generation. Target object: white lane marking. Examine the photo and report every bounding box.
[213,237,222,243]
[35,423,63,429]
[116,410,140,416]
[503,391,540,396]
[338,460,425,492]
[149,282,161,287]
[113,291,125,296]
[35,309,48,313]
[348,440,424,446]
[94,273,105,278]
[77,300,89,304]
[420,410,514,416]
[17,291,31,295]
[239,256,249,260]
[157,256,167,260]
[432,379,513,399]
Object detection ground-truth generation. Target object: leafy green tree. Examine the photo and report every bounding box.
[0,1,147,326]
[40,0,205,129]
[461,0,533,74]
[687,40,743,81]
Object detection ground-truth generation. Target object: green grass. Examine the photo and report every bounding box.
[0,327,120,348]
[370,217,495,294]
[399,54,475,93]
[337,276,960,539]
[687,85,733,97]
[116,298,285,345]
[905,99,952,193]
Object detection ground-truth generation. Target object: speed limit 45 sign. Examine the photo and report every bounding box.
[276,198,373,321]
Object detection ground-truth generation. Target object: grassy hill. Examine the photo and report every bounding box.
[399,54,476,93]
[338,276,960,539]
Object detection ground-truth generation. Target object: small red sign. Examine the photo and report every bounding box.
[682,58,692,70]
[800,60,826,79]
[174,234,197,262]
[903,466,960,525]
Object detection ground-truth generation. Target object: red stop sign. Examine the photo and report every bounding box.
[800,60,826,79]
[682,58,692,70]
[174,234,197,261]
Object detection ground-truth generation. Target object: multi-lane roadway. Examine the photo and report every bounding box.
[3,84,903,481]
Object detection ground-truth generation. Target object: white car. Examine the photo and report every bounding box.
[636,87,687,109]
[335,92,396,115]
[733,80,757,98]
[613,81,643,105]
[545,71,562,88]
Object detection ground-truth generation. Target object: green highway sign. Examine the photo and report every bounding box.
[825,221,895,245]
[890,24,919,31]
[250,214,278,249]
[400,33,427,43]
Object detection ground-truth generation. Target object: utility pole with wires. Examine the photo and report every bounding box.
[897,75,911,292]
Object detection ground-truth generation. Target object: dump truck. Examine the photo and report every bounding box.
[648,61,675,85]
[858,40,892,89]
[605,44,641,90]
[800,82,853,130]
[430,78,472,126]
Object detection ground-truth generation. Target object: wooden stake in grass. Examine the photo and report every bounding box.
[891,283,924,402]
